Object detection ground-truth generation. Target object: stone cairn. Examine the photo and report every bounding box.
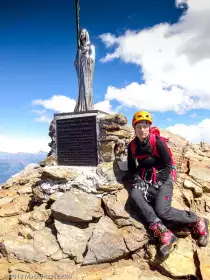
[1,113,210,279]
[46,113,134,168]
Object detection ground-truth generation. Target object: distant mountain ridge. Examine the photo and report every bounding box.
[0,151,47,184]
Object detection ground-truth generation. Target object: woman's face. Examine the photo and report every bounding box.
[135,122,150,140]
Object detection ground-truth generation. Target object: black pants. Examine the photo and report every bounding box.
[130,175,199,226]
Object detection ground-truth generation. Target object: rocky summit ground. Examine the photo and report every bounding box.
[0,116,210,280]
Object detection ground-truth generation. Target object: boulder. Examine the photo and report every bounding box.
[9,260,75,277]
[101,123,121,130]
[204,194,210,212]
[33,227,60,257]
[3,239,47,263]
[185,145,210,169]
[160,129,189,172]
[41,166,78,181]
[17,185,32,195]
[97,162,125,185]
[101,114,128,125]
[0,195,31,217]
[200,142,210,152]
[102,188,146,229]
[0,197,14,207]
[101,265,144,280]
[105,130,131,139]
[0,216,19,239]
[2,164,42,189]
[119,226,148,252]
[189,167,210,192]
[197,242,210,280]
[147,238,196,278]
[100,135,120,142]
[51,189,104,222]
[55,219,95,263]
[102,188,130,220]
[18,203,50,231]
[50,249,69,261]
[183,179,203,197]
[40,155,57,167]
[70,169,106,193]
[83,216,129,265]
[181,188,196,210]
[100,141,115,162]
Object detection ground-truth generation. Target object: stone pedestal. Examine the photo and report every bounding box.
[47,112,134,168]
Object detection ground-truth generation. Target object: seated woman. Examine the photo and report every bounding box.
[128,110,209,258]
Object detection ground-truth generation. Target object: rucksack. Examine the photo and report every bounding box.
[130,126,177,182]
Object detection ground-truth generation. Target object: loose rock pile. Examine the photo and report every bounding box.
[0,113,210,280]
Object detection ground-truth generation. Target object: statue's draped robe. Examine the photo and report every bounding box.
[74,38,95,112]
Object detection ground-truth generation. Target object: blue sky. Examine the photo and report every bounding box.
[0,0,210,152]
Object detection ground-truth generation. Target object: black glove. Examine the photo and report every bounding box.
[132,174,146,190]
[147,181,162,200]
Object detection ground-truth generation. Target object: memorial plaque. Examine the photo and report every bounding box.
[56,115,98,166]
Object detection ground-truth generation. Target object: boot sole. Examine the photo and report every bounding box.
[159,238,179,258]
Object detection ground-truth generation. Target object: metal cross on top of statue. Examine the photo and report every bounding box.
[74,0,95,112]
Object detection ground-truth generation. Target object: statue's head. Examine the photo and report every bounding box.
[79,29,90,46]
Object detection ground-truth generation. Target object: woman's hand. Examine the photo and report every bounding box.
[147,181,162,200]
[132,174,146,189]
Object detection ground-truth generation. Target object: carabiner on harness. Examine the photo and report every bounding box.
[134,180,153,203]
[143,182,155,203]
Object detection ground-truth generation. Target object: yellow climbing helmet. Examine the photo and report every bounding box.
[132,110,152,127]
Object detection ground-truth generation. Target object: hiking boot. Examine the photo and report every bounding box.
[190,217,209,247]
[150,221,179,258]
